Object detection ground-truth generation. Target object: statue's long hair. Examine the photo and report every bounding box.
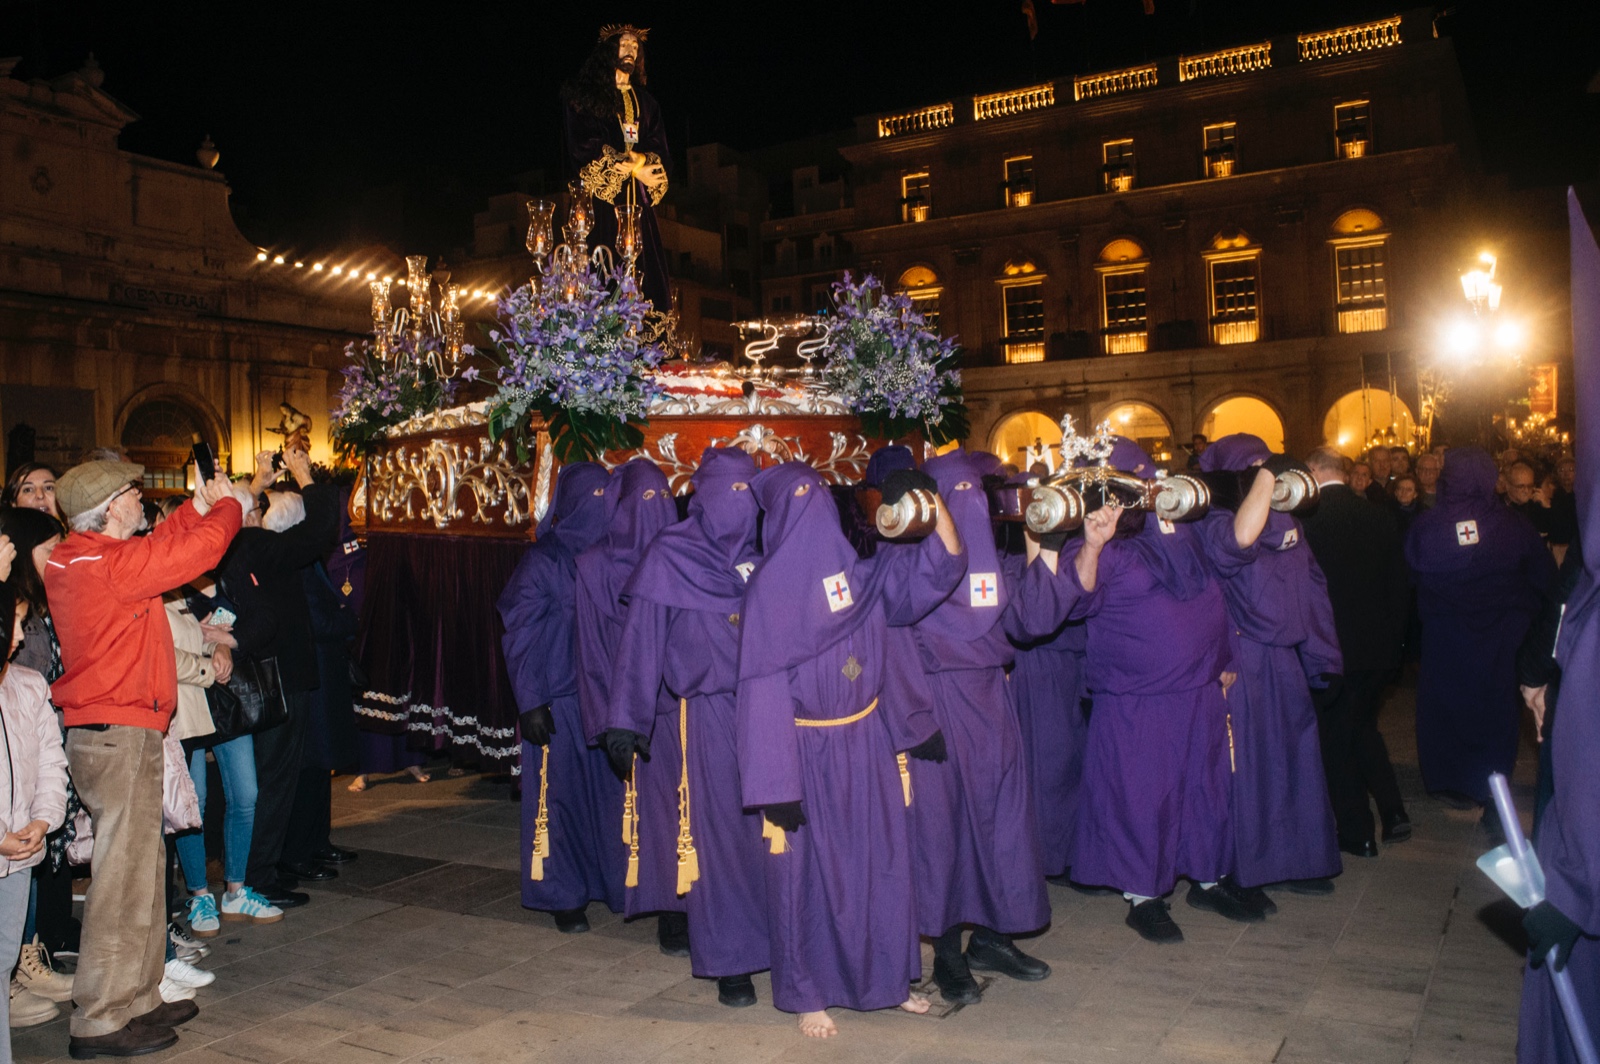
[561,37,648,121]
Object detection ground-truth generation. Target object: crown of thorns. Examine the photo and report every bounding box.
[598,23,650,43]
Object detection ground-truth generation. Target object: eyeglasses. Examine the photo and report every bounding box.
[108,481,142,505]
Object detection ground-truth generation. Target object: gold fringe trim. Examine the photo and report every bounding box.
[762,815,787,855]
[623,753,641,888]
[676,699,700,895]
[1226,713,1237,774]
[897,752,912,807]
[530,746,550,881]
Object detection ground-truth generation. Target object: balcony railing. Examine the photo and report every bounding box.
[1298,15,1403,61]
[1004,339,1046,364]
[1103,329,1149,355]
[1337,305,1388,334]
[1102,164,1135,192]
[1205,153,1236,178]
[1179,41,1272,82]
[1211,318,1260,345]
[1339,136,1369,158]
[975,83,1055,121]
[1073,64,1159,102]
[877,103,955,138]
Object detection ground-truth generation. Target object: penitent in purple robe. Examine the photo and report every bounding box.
[1195,504,1343,887]
[574,459,684,918]
[1406,448,1557,804]
[497,462,626,914]
[737,462,963,1015]
[609,448,770,978]
[900,450,1057,936]
[1011,616,1087,879]
[1063,437,1234,899]
[1518,190,1600,1063]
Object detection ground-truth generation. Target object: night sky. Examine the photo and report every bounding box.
[3,0,1597,256]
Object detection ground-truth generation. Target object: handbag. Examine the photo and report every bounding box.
[204,654,289,742]
[162,734,202,834]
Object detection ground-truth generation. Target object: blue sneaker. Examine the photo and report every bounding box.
[185,893,221,938]
[221,887,285,925]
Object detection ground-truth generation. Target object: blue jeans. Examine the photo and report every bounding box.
[174,735,257,890]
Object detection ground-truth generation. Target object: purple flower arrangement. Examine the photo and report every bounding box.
[819,273,968,446]
[484,264,670,463]
[330,334,466,458]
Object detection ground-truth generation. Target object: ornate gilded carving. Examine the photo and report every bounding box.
[607,422,873,494]
[365,434,532,529]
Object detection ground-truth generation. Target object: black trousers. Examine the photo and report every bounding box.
[281,764,332,867]
[245,691,310,890]
[32,856,79,954]
[1318,668,1406,845]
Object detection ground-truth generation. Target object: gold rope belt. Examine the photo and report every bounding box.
[530,746,551,881]
[675,698,700,894]
[794,697,878,728]
[764,698,912,856]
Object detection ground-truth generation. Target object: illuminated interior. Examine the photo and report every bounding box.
[988,410,1064,472]
[1322,387,1417,457]
[1201,396,1285,452]
[1101,401,1174,464]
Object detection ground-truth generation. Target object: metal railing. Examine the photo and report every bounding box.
[1298,16,1402,61]
[877,103,955,138]
[974,83,1056,121]
[1073,64,1159,102]
[1337,306,1388,334]
[1179,41,1272,82]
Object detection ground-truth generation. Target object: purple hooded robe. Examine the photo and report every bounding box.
[574,459,685,918]
[1406,448,1556,803]
[900,450,1061,935]
[1063,438,1235,898]
[1196,434,1343,887]
[736,461,964,1014]
[1518,189,1600,1063]
[608,448,771,977]
[497,462,625,913]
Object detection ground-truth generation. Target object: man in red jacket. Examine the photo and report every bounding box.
[45,459,241,1058]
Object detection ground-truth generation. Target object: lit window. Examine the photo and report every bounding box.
[1002,281,1046,363]
[1103,140,1135,192]
[1208,251,1260,344]
[1005,156,1035,207]
[1335,242,1388,333]
[1204,122,1237,177]
[902,172,932,223]
[1335,100,1371,158]
[899,266,942,333]
[1101,270,1149,353]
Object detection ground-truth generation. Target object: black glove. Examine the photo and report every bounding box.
[880,468,938,506]
[601,728,651,781]
[906,730,948,763]
[1311,673,1345,711]
[763,801,807,833]
[518,705,555,747]
[1036,529,1071,552]
[1525,900,1584,971]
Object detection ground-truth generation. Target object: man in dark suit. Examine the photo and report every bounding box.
[1301,446,1411,855]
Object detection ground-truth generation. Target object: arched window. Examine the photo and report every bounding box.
[1096,239,1149,354]
[1203,228,1261,345]
[1323,388,1416,457]
[1330,209,1388,334]
[122,398,213,492]
[1200,396,1285,453]
[987,410,1063,473]
[897,265,942,332]
[1101,401,1175,465]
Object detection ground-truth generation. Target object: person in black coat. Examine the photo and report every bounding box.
[219,449,340,907]
[1301,447,1411,855]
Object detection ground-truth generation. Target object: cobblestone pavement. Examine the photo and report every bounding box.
[13,678,1536,1064]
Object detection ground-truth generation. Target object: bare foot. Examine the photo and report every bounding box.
[405,765,432,784]
[346,775,368,793]
[899,992,931,1015]
[798,1010,837,1038]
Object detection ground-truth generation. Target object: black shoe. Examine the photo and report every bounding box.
[1285,877,1336,895]
[1226,878,1276,916]
[1339,837,1379,858]
[553,907,590,934]
[932,951,982,1004]
[311,845,359,864]
[716,974,757,1007]
[135,1000,198,1027]
[1126,899,1184,944]
[277,861,337,882]
[1381,814,1412,843]
[68,1021,178,1059]
[256,886,309,909]
[966,932,1051,981]
[1186,881,1266,923]
[658,911,690,956]
[1068,881,1119,896]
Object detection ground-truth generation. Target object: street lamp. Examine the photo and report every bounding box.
[1459,251,1503,314]
[1428,250,1530,449]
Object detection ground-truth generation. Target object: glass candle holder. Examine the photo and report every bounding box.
[615,202,642,264]
[526,199,555,260]
[566,183,593,244]
[406,255,429,324]
[370,278,392,330]
[440,283,460,323]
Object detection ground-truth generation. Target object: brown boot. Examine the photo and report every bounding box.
[135,999,198,1027]
[67,1020,178,1059]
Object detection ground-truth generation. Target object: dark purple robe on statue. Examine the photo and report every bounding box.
[610,448,771,977]
[1063,437,1234,899]
[497,462,626,914]
[1519,191,1600,1063]
[737,462,963,1015]
[1406,449,1556,803]
[900,450,1055,936]
[574,459,684,918]
[1011,616,1087,879]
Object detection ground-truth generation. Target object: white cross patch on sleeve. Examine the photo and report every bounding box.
[969,572,999,607]
[1456,520,1480,546]
[736,562,755,583]
[1280,528,1299,550]
[823,572,854,612]
[1158,518,1176,535]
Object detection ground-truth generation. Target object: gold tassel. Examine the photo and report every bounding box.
[530,746,550,881]
[675,699,700,895]
[897,752,912,807]
[624,753,641,888]
[1226,713,1237,774]
[762,815,787,855]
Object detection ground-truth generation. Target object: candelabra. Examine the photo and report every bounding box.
[368,255,468,381]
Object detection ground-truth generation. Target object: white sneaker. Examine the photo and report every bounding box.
[185,893,221,938]
[220,886,284,925]
[170,919,211,960]
[8,978,60,1028]
[13,935,75,1003]
[158,976,197,1003]
[163,957,216,990]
